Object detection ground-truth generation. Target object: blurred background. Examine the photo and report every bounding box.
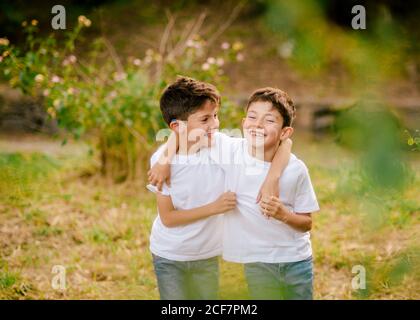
[0,0,419,299]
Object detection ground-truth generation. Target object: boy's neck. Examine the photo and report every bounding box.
[247,142,280,162]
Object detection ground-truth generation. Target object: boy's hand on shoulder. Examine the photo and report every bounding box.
[148,162,171,191]
[260,196,288,221]
[210,191,237,215]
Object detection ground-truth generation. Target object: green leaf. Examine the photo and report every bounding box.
[407,137,414,146]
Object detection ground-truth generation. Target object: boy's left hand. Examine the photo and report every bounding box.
[148,162,171,192]
[259,196,289,221]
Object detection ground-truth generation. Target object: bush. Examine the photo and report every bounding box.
[0,16,243,181]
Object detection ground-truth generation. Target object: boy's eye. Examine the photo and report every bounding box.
[247,115,256,120]
[266,119,275,123]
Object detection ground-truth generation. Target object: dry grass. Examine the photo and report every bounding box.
[0,133,419,300]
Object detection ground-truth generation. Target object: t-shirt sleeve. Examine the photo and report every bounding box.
[210,131,243,172]
[146,144,171,196]
[293,164,320,214]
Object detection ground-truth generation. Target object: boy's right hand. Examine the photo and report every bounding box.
[211,191,237,214]
[148,162,171,191]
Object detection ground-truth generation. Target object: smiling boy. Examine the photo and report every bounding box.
[218,87,320,300]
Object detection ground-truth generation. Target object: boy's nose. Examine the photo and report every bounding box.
[255,118,264,128]
[209,117,219,130]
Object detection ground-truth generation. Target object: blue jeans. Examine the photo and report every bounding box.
[152,254,219,300]
[244,256,313,300]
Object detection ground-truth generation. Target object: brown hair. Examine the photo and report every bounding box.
[246,87,296,127]
[159,76,221,125]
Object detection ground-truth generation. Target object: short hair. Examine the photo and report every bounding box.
[159,76,221,125]
[246,87,296,127]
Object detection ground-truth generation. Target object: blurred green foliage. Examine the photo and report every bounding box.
[263,0,411,83]
[405,130,420,151]
[335,101,409,190]
[0,15,244,181]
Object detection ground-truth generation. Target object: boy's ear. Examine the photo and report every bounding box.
[171,119,188,135]
[280,127,294,141]
[169,120,179,132]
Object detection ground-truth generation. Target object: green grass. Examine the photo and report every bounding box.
[0,153,60,206]
[0,133,419,299]
[0,272,17,289]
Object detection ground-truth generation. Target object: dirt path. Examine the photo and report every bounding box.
[0,133,89,156]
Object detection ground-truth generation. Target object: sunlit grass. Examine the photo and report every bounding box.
[0,134,418,299]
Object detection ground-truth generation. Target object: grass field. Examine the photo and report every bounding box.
[0,132,419,300]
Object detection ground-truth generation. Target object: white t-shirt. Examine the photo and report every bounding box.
[147,144,225,261]
[211,134,320,263]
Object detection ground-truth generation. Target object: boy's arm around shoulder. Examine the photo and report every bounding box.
[148,131,177,191]
[257,138,293,203]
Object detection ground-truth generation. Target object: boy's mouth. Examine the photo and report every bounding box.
[204,131,216,143]
[248,129,266,138]
[205,128,219,137]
